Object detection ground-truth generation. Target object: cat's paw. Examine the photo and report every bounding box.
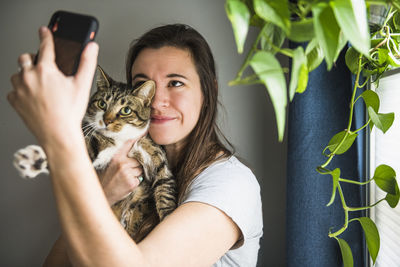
[13,145,48,179]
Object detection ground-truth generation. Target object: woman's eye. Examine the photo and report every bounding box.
[97,100,107,110]
[169,80,184,87]
[120,107,132,116]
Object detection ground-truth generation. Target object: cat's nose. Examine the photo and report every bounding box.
[103,117,113,126]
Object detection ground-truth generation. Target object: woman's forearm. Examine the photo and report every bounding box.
[43,133,147,266]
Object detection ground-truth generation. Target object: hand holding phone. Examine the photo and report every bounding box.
[44,10,99,76]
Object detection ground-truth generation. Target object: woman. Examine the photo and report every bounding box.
[9,24,263,266]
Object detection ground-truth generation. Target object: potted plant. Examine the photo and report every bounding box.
[225,0,400,266]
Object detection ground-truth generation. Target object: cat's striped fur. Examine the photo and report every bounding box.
[14,66,177,242]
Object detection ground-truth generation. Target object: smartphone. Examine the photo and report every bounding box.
[43,10,99,76]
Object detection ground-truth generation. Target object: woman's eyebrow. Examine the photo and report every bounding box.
[132,73,188,81]
[132,73,149,80]
[167,73,188,80]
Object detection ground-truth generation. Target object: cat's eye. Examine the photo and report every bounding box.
[120,107,132,116]
[97,100,107,110]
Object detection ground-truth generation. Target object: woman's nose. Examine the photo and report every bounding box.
[151,85,169,108]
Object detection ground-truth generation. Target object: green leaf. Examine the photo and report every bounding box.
[371,38,385,48]
[354,217,380,264]
[385,188,400,208]
[327,168,341,207]
[260,23,285,53]
[250,14,264,27]
[312,3,342,70]
[333,31,348,64]
[345,47,361,74]
[289,46,309,100]
[254,0,290,34]
[361,90,380,112]
[305,38,324,71]
[367,107,394,133]
[337,238,354,267]
[373,164,397,194]
[225,0,251,54]
[393,11,400,31]
[250,51,287,141]
[330,0,370,57]
[326,131,358,155]
[376,48,389,66]
[387,51,400,67]
[288,18,314,43]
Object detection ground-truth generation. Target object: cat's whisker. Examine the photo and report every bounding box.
[84,127,96,139]
[82,121,96,130]
[83,124,97,139]
[82,121,96,131]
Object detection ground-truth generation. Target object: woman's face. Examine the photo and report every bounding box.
[131,46,203,146]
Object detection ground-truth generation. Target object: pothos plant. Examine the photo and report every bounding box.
[225,0,400,266]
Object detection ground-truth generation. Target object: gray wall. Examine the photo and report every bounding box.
[0,1,287,266]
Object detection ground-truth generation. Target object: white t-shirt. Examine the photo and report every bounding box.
[181,156,263,267]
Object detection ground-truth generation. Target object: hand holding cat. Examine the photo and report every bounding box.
[99,139,143,206]
[8,26,99,147]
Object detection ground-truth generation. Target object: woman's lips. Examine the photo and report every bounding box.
[151,115,176,124]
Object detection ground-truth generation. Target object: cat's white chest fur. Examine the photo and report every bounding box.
[92,124,149,170]
[92,144,121,170]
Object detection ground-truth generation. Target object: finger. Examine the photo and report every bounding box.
[7,91,17,106]
[36,26,55,64]
[18,53,34,72]
[130,166,143,176]
[74,42,99,89]
[29,53,37,65]
[118,139,137,157]
[10,73,22,88]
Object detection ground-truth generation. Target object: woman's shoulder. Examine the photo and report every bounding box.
[182,155,263,242]
[194,155,260,192]
[182,155,261,212]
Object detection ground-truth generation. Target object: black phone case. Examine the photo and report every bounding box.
[35,10,99,75]
[48,10,99,45]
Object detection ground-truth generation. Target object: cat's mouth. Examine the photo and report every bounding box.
[98,126,116,135]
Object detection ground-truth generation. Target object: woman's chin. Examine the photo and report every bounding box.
[149,134,174,146]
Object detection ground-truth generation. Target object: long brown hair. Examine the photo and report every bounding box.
[126,24,234,204]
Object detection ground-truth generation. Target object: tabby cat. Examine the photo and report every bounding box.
[13,66,177,242]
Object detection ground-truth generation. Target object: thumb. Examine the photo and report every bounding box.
[74,42,99,89]
[119,139,137,156]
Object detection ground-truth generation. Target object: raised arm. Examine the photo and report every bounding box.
[9,27,240,267]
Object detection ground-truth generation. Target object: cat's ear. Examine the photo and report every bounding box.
[134,80,155,106]
[96,65,112,89]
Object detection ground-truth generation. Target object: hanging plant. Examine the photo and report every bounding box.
[225,0,400,266]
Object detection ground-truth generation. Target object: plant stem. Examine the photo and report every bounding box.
[234,24,267,80]
[328,184,349,238]
[320,55,363,169]
[338,177,373,185]
[322,55,366,239]
[353,118,372,133]
[359,76,370,88]
[347,198,386,212]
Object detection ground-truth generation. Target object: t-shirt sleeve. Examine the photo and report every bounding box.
[181,158,263,248]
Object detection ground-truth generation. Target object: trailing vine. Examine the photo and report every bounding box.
[225,0,400,265]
